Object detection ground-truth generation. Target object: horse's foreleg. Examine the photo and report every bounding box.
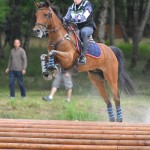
[49,50,69,60]
[49,50,72,67]
[88,72,115,122]
[40,54,53,80]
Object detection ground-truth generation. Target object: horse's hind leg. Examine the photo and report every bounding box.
[104,70,123,122]
[88,72,115,122]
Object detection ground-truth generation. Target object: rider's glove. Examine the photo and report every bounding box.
[63,18,70,25]
[71,17,78,23]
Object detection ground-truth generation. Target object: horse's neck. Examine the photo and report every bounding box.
[47,10,79,68]
[48,17,76,52]
[48,24,67,50]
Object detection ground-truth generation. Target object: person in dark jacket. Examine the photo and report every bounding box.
[63,0,96,65]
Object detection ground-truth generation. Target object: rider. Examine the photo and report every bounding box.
[63,0,96,65]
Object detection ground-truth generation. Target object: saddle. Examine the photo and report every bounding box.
[66,25,95,51]
[66,25,101,58]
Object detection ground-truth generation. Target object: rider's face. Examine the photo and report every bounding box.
[73,0,82,5]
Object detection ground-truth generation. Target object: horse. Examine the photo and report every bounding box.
[33,1,135,122]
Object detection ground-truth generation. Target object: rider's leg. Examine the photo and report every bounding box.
[79,26,93,64]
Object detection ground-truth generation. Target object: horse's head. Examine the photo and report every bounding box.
[33,1,53,38]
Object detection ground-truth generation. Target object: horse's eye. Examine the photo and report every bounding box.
[44,14,48,17]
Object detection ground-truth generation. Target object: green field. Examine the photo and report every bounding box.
[0,38,150,123]
[0,88,149,123]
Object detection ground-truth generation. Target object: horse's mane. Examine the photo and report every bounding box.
[50,4,62,22]
[38,1,62,22]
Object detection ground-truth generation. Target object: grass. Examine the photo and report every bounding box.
[0,89,104,121]
[0,88,149,123]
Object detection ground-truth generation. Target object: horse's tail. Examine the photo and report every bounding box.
[109,46,135,95]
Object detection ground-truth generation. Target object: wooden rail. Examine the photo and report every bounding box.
[0,119,149,149]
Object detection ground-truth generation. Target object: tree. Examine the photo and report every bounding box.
[22,1,35,52]
[97,0,109,43]
[109,0,115,45]
[130,0,150,68]
[143,57,150,74]
[0,26,4,59]
[5,0,35,50]
[0,1,9,59]
[7,0,23,47]
[116,0,129,43]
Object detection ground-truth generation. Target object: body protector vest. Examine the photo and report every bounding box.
[67,0,96,30]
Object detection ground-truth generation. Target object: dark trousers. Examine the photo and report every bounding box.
[9,70,26,97]
[80,26,94,56]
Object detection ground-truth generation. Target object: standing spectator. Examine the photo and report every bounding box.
[42,68,73,102]
[5,39,27,98]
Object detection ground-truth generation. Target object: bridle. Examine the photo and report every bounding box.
[35,7,52,29]
[35,6,77,50]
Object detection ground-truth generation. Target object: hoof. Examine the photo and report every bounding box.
[117,118,123,122]
[109,118,115,122]
[43,72,49,77]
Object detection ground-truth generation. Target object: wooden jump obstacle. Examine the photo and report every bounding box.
[0,119,149,150]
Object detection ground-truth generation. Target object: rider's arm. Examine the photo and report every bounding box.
[63,7,72,24]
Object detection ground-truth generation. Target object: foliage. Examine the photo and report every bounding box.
[117,40,150,59]
[0,1,9,23]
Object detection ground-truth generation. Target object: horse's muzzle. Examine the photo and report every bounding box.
[33,26,47,38]
[33,27,42,38]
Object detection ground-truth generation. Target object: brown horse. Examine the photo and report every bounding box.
[33,2,135,122]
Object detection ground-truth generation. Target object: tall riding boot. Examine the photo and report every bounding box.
[78,41,88,65]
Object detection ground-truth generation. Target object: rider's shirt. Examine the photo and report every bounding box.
[64,0,96,29]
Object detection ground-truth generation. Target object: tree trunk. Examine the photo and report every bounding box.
[126,1,134,36]
[23,9,35,52]
[116,0,129,43]
[0,30,4,59]
[130,0,150,68]
[97,0,108,43]
[143,57,150,74]
[109,0,115,45]
[60,0,65,15]
[3,15,11,48]
[119,19,130,43]
[23,30,30,53]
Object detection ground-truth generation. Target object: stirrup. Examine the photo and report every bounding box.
[78,56,86,65]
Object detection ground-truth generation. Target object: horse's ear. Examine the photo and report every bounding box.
[44,0,51,7]
[34,2,40,8]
